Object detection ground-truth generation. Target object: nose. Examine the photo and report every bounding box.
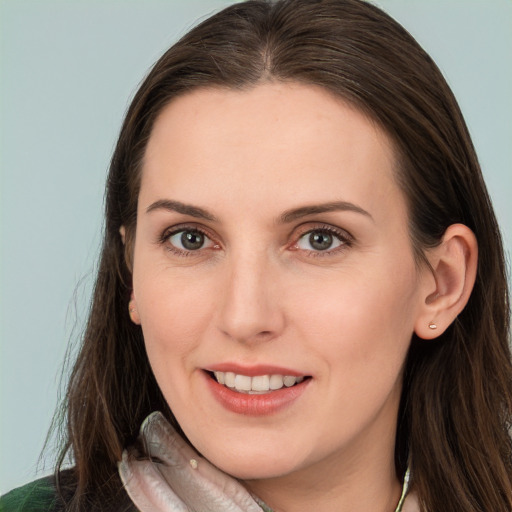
[216,251,286,344]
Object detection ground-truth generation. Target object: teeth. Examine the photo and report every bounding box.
[212,372,305,393]
[283,375,297,387]
[269,374,284,390]
[224,372,235,388]
[251,375,270,391]
[234,374,252,391]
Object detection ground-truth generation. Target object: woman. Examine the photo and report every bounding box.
[2,0,510,511]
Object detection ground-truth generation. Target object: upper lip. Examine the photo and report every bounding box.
[205,363,307,377]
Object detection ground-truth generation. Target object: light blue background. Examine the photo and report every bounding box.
[1,0,511,495]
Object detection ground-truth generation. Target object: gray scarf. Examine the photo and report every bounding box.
[118,411,419,512]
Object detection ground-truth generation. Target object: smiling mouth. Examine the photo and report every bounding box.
[206,371,310,394]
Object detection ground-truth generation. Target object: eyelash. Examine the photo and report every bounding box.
[158,223,353,258]
[292,224,353,258]
[159,225,218,257]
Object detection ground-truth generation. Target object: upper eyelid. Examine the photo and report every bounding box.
[292,222,353,241]
[161,223,215,240]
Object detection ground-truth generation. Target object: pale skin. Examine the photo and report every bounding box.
[121,83,477,512]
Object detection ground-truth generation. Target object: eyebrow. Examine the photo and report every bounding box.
[279,201,373,223]
[145,199,372,224]
[146,199,218,221]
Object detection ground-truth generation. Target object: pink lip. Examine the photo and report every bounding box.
[206,363,306,377]
[202,370,311,416]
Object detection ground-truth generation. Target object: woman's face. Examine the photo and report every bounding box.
[131,83,431,484]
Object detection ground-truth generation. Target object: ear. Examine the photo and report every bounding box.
[128,290,141,325]
[121,226,140,324]
[119,225,135,272]
[415,224,478,340]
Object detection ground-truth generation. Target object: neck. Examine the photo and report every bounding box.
[243,406,402,512]
[246,459,401,512]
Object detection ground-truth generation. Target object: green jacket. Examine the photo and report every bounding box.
[0,478,58,512]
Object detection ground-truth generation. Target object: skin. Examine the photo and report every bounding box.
[126,82,455,511]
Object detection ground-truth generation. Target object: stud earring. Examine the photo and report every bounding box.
[428,322,437,330]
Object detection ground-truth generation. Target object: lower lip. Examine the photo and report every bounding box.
[203,372,310,416]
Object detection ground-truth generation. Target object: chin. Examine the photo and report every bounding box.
[219,463,290,481]
[204,447,301,480]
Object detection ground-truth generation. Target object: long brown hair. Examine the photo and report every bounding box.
[56,1,512,510]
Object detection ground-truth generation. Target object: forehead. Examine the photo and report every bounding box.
[140,82,404,224]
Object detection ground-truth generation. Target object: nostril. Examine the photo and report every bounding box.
[256,330,273,338]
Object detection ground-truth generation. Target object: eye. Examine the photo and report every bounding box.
[296,228,346,252]
[167,229,215,252]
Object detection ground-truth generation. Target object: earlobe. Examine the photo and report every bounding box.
[415,224,478,340]
[120,225,126,245]
[128,291,141,325]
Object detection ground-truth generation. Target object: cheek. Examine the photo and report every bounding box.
[282,264,419,447]
[134,269,216,367]
[290,261,419,377]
